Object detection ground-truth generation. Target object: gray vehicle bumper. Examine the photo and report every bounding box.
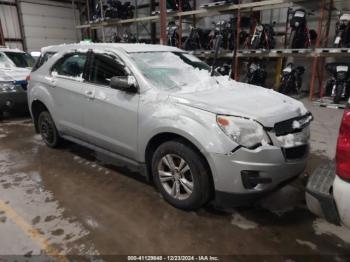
[306,162,341,225]
[0,91,28,112]
[209,144,308,207]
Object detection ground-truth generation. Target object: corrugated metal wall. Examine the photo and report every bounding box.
[19,0,79,52]
[0,0,23,49]
[0,0,80,51]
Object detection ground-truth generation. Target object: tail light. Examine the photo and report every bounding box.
[336,109,350,181]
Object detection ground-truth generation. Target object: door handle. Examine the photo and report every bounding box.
[85,90,95,99]
[46,77,56,87]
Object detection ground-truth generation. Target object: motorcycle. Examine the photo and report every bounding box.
[279,63,305,95]
[216,63,231,76]
[105,0,134,20]
[325,63,350,104]
[334,12,350,48]
[183,26,211,50]
[245,61,267,87]
[183,17,250,51]
[92,0,103,21]
[208,19,239,51]
[167,21,180,47]
[250,23,275,49]
[288,8,317,49]
[221,18,237,50]
[122,30,137,43]
[92,0,133,21]
[167,0,192,11]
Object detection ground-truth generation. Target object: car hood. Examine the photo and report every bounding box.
[0,67,31,82]
[170,80,308,128]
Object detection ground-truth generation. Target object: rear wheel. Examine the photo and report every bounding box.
[38,111,62,148]
[288,31,296,49]
[152,140,212,210]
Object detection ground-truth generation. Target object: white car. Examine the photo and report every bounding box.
[306,109,350,228]
[0,47,34,117]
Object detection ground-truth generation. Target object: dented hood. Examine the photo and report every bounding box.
[0,67,30,82]
[171,81,308,128]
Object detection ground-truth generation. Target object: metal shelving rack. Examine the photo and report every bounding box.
[75,0,350,102]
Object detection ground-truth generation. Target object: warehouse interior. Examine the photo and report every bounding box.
[0,0,350,260]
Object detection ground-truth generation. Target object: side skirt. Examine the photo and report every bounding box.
[61,135,149,181]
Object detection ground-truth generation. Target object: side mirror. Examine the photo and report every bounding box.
[110,75,137,93]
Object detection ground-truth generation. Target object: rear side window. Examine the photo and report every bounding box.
[32,52,56,72]
[52,53,87,78]
[89,53,128,85]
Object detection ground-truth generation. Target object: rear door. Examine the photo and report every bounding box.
[49,51,92,140]
[83,50,139,159]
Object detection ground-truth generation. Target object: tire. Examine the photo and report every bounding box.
[280,83,288,94]
[325,81,334,96]
[251,36,260,49]
[38,111,62,148]
[288,31,295,49]
[151,140,212,210]
[333,84,344,104]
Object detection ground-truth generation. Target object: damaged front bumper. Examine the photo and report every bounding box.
[210,143,308,207]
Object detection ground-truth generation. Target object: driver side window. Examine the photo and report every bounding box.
[89,53,128,86]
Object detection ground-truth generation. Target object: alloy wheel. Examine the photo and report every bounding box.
[157,154,194,200]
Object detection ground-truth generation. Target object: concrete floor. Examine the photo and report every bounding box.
[0,99,349,260]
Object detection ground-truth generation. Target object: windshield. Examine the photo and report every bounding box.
[0,52,16,69]
[4,51,35,68]
[129,52,222,92]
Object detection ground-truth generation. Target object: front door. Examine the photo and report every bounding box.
[83,51,139,160]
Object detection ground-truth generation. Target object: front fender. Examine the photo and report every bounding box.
[138,98,236,163]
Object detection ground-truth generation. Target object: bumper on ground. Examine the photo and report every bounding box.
[210,144,308,207]
[333,175,350,228]
[306,161,341,225]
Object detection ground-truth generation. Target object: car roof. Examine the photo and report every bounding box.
[41,43,184,54]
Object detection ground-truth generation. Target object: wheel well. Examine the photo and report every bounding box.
[145,133,214,193]
[31,100,49,133]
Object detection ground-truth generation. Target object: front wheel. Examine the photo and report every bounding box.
[38,111,62,148]
[334,84,344,104]
[152,140,212,210]
[251,36,260,49]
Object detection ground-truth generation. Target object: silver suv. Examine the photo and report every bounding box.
[28,43,312,210]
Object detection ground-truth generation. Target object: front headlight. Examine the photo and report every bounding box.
[217,115,271,149]
[0,82,16,92]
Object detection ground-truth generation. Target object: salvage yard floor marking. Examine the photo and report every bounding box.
[0,200,68,262]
